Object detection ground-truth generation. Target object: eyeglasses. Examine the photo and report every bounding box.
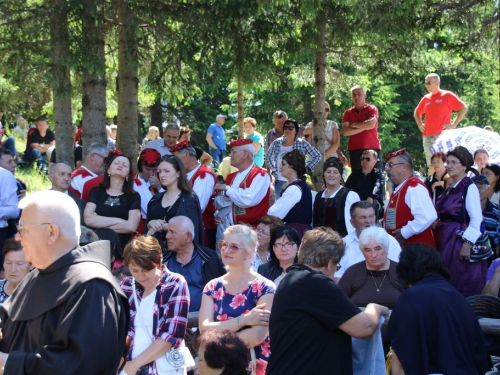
[425,81,433,85]
[17,222,51,236]
[217,240,241,253]
[360,157,372,162]
[337,264,342,271]
[283,125,295,131]
[94,153,107,159]
[385,162,405,168]
[273,242,296,250]
[229,149,244,155]
[255,227,270,236]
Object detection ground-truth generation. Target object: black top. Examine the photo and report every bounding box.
[29,129,55,154]
[147,194,182,223]
[424,172,446,203]
[267,264,361,375]
[344,167,385,204]
[313,187,350,237]
[50,145,83,167]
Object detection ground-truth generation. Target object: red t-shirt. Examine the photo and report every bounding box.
[342,104,381,150]
[415,90,465,136]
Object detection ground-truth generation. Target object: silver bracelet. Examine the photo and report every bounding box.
[237,316,242,329]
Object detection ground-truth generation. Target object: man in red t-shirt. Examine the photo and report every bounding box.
[342,85,382,172]
[414,73,468,172]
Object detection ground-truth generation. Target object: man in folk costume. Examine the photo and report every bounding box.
[171,141,218,249]
[133,148,162,234]
[214,139,271,225]
[69,143,109,198]
[384,148,437,247]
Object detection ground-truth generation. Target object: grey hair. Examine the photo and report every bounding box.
[426,73,441,83]
[85,143,108,158]
[224,224,257,259]
[165,123,180,133]
[398,151,414,170]
[79,225,99,244]
[182,146,197,158]
[358,226,389,252]
[168,215,195,239]
[18,190,81,244]
[273,110,287,119]
[351,85,366,94]
[49,160,71,175]
[240,143,255,157]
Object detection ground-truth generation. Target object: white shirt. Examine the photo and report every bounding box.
[226,164,271,225]
[320,187,360,234]
[392,178,438,240]
[134,175,154,219]
[453,178,482,243]
[268,184,301,219]
[187,164,215,213]
[70,166,97,197]
[131,292,155,360]
[145,138,172,157]
[0,167,19,228]
[337,230,402,278]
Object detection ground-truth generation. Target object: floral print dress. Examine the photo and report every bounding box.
[203,276,276,375]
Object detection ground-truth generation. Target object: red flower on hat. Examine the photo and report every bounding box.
[230,139,253,148]
[169,141,191,153]
[385,148,407,162]
[139,148,161,167]
[109,150,125,157]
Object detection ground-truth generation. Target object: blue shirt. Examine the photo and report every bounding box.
[166,250,204,311]
[245,131,264,167]
[207,123,226,151]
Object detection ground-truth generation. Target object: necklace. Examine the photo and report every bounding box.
[107,195,120,206]
[370,270,387,292]
[230,276,251,295]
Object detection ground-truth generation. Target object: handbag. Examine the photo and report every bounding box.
[132,278,195,374]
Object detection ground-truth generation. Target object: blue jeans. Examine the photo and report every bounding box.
[275,179,287,198]
[25,146,48,167]
[1,137,18,156]
[211,148,225,164]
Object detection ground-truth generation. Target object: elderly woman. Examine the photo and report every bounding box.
[474,148,489,173]
[244,117,264,167]
[339,226,404,309]
[251,215,284,271]
[267,227,389,374]
[424,151,448,204]
[0,239,32,307]
[313,157,360,237]
[84,152,141,251]
[146,155,204,249]
[195,330,249,375]
[482,163,500,206]
[266,118,321,197]
[258,226,300,286]
[199,225,276,375]
[119,235,190,375]
[434,146,489,297]
[388,244,488,375]
[268,150,312,237]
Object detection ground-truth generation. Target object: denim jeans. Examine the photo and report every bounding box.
[210,148,225,164]
[25,146,48,167]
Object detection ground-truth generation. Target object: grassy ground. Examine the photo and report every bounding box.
[13,136,52,193]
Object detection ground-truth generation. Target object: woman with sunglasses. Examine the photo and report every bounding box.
[199,224,276,374]
[258,226,300,286]
[146,155,204,250]
[266,118,321,197]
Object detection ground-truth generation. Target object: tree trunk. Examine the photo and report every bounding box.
[312,18,326,191]
[150,98,163,137]
[116,0,139,162]
[50,0,73,167]
[237,73,244,139]
[81,0,107,153]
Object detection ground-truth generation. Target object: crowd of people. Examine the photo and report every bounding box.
[0,73,497,374]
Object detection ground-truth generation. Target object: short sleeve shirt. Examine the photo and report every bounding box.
[207,123,226,151]
[29,129,55,154]
[342,104,381,150]
[245,131,264,167]
[416,90,465,136]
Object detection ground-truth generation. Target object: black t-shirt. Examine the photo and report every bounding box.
[50,145,83,166]
[146,194,182,224]
[267,264,361,375]
[30,129,55,152]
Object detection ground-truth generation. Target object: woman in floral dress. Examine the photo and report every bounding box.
[199,225,276,375]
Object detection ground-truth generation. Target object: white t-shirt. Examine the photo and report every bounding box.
[131,291,155,360]
[276,145,294,181]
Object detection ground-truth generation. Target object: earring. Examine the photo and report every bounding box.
[108,173,111,177]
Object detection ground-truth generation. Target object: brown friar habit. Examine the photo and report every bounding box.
[0,241,129,374]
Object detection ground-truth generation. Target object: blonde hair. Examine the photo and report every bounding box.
[224,225,257,259]
[243,117,257,128]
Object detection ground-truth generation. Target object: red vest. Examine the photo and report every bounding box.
[384,177,436,248]
[190,165,217,230]
[226,165,270,225]
[69,168,95,198]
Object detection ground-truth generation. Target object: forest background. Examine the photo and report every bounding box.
[0,0,498,187]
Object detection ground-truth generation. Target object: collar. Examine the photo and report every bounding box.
[187,163,202,180]
[393,177,412,193]
[343,231,359,245]
[165,243,212,263]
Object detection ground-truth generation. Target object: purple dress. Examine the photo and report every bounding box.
[203,276,275,375]
[435,177,487,297]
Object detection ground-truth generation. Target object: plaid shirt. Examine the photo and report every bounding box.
[120,265,190,375]
[266,136,322,177]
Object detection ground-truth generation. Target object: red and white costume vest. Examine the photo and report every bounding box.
[384,177,436,248]
[189,165,217,230]
[69,166,97,199]
[226,165,270,225]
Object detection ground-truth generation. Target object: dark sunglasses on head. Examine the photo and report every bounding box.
[360,157,371,162]
[283,125,295,131]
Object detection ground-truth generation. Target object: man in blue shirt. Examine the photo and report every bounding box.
[163,215,225,312]
[206,114,226,164]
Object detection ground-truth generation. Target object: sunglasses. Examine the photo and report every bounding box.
[385,162,405,168]
[360,157,372,162]
[283,125,295,131]
[217,240,241,253]
[425,81,433,85]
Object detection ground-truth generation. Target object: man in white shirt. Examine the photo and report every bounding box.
[0,163,19,264]
[146,123,179,157]
[69,143,109,198]
[335,201,401,282]
[214,139,271,225]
